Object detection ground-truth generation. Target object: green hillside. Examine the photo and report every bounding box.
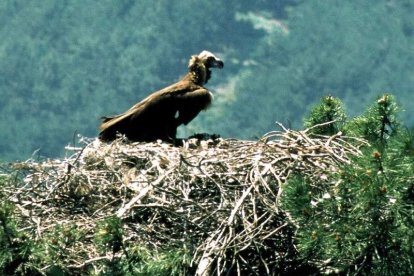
[0,0,413,160]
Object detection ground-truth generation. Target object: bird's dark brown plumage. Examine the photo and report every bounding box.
[99,51,223,142]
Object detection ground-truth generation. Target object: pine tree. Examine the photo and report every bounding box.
[283,94,414,274]
[0,202,36,275]
[304,95,347,136]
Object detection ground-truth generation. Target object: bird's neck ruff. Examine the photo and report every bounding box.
[188,56,208,85]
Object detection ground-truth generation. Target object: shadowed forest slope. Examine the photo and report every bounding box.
[1,0,413,160]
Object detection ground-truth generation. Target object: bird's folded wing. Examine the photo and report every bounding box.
[175,88,213,125]
[100,80,197,131]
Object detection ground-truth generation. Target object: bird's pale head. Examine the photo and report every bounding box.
[197,50,224,69]
[188,51,223,84]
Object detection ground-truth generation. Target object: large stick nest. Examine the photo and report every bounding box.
[4,124,367,275]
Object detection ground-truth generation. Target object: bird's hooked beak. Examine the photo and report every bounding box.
[197,50,224,69]
[209,57,224,69]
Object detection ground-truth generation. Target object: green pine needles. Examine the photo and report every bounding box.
[283,94,414,274]
[304,95,347,136]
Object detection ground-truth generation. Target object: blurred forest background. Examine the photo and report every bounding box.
[1,0,413,161]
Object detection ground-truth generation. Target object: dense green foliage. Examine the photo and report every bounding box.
[0,202,191,275]
[283,95,414,274]
[304,96,347,135]
[1,1,413,161]
[0,201,36,275]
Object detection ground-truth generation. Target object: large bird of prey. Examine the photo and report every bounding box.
[99,50,224,142]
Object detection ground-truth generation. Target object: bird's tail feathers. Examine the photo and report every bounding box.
[101,116,115,123]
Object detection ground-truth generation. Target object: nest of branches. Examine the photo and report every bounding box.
[4,123,367,275]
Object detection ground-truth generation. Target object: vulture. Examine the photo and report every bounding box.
[99,50,224,143]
